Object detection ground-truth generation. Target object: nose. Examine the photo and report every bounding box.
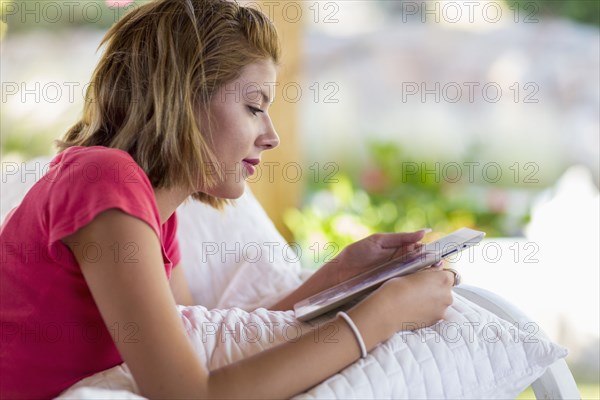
[257,118,280,150]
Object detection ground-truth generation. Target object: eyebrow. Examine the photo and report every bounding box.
[245,89,273,105]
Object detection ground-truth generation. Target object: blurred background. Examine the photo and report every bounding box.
[1,0,598,397]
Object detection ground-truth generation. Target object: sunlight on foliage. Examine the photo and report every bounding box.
[285,141,535,269]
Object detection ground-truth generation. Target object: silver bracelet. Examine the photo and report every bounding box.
[337,311,367,359]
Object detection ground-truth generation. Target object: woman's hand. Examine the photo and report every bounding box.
[380,267,455,328]
[324,229,432,286]
[348,267,456,344]
[270,228,443,311]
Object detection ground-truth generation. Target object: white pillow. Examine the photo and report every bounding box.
[182,295,566,399]
[59,294,567,399]
[176,184,306,310]
[296,296,567,399]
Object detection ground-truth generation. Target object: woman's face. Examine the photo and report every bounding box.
[199,59,280,198]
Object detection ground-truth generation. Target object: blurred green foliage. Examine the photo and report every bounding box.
[284,141,534,269]
[1,129,56,158]
[0,1,141,32]
[506,0,600,27]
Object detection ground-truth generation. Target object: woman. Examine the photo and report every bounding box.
[0,0,455,398]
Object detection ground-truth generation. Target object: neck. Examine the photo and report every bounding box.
[153,186,190,224]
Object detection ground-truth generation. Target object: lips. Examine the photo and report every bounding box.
[242,160,257,176]
[243,159,260,166]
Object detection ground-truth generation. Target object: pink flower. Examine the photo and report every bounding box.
[105,0,134,7]
[487,188,508,213]
[360,166,389,194]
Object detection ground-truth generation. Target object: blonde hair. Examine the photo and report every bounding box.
[55,0,280,210]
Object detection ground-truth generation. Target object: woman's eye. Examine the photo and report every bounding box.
[247,106,264,116]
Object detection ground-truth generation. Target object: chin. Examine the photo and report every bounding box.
[206,184,246,200]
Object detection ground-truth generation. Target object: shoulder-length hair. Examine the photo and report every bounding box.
[55,0,280,210]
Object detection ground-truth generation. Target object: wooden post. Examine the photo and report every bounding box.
[245,1,304,244]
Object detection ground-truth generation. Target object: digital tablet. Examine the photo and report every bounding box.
[294,228,485,322]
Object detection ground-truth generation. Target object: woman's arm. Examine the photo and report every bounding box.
[169,264,195,306]
[63,209,208,398]
[63,209,453,399]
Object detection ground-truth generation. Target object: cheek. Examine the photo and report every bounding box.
[223,128,253,156]
[213,137,245,167]
[209,108,252,160]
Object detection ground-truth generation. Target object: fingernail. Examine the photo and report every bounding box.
[419,228,432,234]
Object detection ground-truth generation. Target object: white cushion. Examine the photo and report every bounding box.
[175,185,305,310]
[59,295,567,399]
[179,297,566,399]
[294,295,567,399]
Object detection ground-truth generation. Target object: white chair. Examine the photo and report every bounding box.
[453,285,580,399]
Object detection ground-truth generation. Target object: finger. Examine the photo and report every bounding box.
[443,269,460,286]
[377,228,432,249]
[387,241,426,261]
[388,247,403,260]
[405,242,424,252]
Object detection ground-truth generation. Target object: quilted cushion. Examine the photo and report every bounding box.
[58,295,567,399]
[180,297,566,399]
[295,296,567,399]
